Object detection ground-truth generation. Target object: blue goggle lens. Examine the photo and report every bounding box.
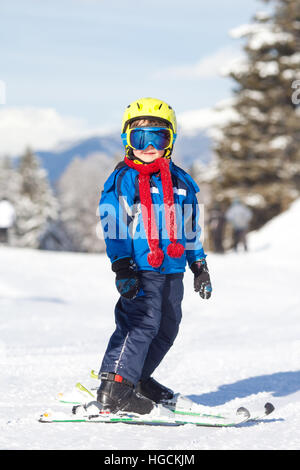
[129,127,172,151]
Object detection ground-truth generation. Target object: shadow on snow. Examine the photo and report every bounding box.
[188,370,300,406]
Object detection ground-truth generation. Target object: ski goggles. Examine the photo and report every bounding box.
[121,127,176,151]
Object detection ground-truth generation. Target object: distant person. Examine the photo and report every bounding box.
[208,203,226,253]
[225,199,252,252]
[0,198,16,244]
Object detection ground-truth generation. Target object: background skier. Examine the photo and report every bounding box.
[0,197,16,244]
[225,199,253,252]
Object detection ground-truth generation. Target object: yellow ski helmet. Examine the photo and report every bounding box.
[121,97,177,157]
[122,97,177,134]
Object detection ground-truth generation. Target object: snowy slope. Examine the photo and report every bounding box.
[1,201,300,450]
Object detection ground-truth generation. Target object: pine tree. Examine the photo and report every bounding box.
[0,156,21,203]
[15,147,58,248]
[211,0,300,231]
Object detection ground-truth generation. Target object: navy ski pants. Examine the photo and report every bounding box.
[100,271,184,385]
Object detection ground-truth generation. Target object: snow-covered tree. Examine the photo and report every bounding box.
[15,147,58,248]
[57,153,114,253]
[0,156,21,203]
[212,0,300,230]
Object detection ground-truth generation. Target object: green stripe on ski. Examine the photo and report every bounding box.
[40,416,245,426]
[59,400,82,405]
[173,409,226,419]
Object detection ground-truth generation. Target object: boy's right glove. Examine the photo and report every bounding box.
[190,259,212,299]
[112,257,140,300]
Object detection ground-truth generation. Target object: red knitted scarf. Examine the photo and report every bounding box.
[124,156,185,268]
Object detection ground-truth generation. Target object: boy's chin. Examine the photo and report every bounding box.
[141,157,159,163]
[133,153,162,163]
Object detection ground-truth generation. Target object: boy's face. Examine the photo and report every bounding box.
[131,119,167,163]
[132,146,165,163]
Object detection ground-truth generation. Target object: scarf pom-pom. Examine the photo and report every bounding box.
[147,248,164,268]
[167,242,185,258]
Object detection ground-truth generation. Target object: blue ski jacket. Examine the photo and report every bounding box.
[99,160,206,274]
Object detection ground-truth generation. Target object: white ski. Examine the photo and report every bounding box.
[39,401,252,427]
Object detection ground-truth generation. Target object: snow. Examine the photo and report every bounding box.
[230,23,293,51]
[248,30,292,51]
[1,200,300,450]
[270,136,291,150]
[256,61,279,78]
[254,11,271,22]
[220,56,249,78]
[241,90,264,101]
[281,53,300,66]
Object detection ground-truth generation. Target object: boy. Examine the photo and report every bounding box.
[98,97,212,415]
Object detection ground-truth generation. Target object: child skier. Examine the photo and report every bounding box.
[98,97,212,415]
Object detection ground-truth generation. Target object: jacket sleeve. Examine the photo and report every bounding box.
[183,176,206,266]
[99,168,135,263]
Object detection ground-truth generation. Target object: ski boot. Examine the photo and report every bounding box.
[136,377,174,404]
[96,372,154,415]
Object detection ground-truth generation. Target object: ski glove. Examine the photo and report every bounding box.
[112,257,140,300]
[190,259,212,299]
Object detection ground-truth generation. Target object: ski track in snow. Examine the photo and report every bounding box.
[1,201,300,450]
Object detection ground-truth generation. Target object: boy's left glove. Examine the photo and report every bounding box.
[112,257,140,300]
[190,259,212,299]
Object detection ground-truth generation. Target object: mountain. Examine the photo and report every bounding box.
[34,133,122,184]
[33,130,213,184]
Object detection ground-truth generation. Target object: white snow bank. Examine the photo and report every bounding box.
[249,198,300,255]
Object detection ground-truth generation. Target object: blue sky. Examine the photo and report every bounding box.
[0,0,265,152]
